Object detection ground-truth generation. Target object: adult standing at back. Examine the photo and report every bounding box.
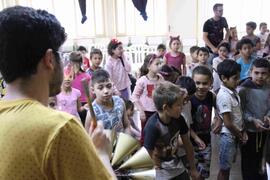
[203,3,229,65]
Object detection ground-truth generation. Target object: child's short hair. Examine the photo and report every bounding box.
[153,82,185,111]
[197,47,209,56]
[77,45,87,52]
[260,22,267,29]
[246,21,257,30]
[192,65,213,80]
[69,51,83,63]
[190,46,200,54]
[157,44,166,50]
[217,42,230,53]
[175,76,196,96]
[251,58,270,70]
[213,3,223,11]
[217,59,241,79]
[237,38,254,50]
[125,100,134,111]
[91,69,110,86]
[107,38,122,56]
[160,64,174,77]
[90,48,103,59]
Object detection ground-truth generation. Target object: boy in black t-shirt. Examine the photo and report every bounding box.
[191,66,222,179]
[143,82,200,180]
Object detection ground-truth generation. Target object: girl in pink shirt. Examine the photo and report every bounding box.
[105,39,131,100]
[69,51,91,125]
[56,67,84,123]
[131,54,164,144]
[164,36,187,75]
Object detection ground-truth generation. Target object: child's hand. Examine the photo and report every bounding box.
[140,111,146,122]
[240,131,248,144]
[254,119,268,131]
[190,169,201,180]
[194,137,206,150]
[212,116,222,134]
[89,121,110,155]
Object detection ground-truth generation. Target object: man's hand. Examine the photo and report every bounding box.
[89,121,110,155]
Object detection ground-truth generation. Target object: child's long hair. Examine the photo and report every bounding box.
[140,53,158,77]
[107,38,122,56]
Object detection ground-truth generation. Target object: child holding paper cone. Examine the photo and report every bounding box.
[85,69,131,135]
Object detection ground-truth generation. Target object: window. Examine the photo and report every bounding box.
[116,0,167,36]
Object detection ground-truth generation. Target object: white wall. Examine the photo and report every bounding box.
[167,0,197,47]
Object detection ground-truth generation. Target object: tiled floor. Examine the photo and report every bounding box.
[208,134,242,180]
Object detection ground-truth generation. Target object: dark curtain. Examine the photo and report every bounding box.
[78,0,87,24]
[132,0,148,21]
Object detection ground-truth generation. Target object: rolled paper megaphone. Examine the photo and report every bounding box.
[119,147,154,170]
[111,132,140,166]
[129,169,156,180]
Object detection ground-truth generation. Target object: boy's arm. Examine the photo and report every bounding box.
[212,93,222,134]
[181,133,200,179]
[131,78,146,121]
[238,88,265,130]
[182,56,187,75]
[190,129,206,150]
[223,112,242,139]
[122,102,132,135]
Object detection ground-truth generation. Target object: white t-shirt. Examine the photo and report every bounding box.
[212,57,223,92]
[217,85,243,135]
[257,32,269,57]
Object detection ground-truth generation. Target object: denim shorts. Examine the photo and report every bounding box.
[219,133,237,170]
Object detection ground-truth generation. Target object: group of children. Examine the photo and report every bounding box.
[19,33,270,180]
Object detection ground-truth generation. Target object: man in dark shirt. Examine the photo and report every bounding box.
[203,3,229,64]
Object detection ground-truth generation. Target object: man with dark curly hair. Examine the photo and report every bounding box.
[0,6,115,179]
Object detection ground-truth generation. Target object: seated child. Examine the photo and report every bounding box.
[143,81,200,180]
[85,69,131,134]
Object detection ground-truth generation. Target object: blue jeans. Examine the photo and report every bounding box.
[219,133,237,170]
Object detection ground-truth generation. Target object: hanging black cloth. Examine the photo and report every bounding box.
[132,0,148,21]
[78,0,87,24]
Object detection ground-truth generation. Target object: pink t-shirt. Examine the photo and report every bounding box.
[71,72,91,103]
[105,55,131,91]
[56,88,81,119]
[131,75,164,112]
[165,52,185,70]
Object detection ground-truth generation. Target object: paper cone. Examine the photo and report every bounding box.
[111,132,140,166]
[129,169,156,180]
[119,147,154,169]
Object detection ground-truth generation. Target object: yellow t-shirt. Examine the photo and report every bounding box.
[0,99,112,180]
